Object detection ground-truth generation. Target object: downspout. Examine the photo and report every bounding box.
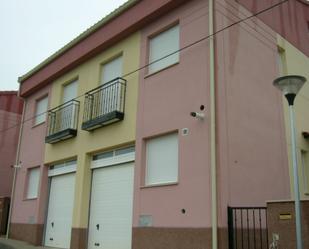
[209,0,218,248]
[6,98,26,238]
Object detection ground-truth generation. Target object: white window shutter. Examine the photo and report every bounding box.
[101,56,123,84]
[27,167,40,199]
[35,96,48,125]
[149,25,179,74]
[63,80,78,103]
[146,133,178,185]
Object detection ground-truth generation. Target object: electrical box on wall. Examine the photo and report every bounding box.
[139,215,153,227]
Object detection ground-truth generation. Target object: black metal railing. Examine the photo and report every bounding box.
[82,77,126,131]
[45,100,80,143]
[228,206,268,249]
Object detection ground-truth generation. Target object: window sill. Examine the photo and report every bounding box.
[141,181,178,189]
[32,121,45,129]
[23,197,38,201]
[144,62,179,79]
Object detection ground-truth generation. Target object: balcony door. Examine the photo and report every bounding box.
[100,56,123,115]
[60,80,78,130]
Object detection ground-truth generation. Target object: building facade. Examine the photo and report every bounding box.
[9,0,308,249]
[0,91,23,235]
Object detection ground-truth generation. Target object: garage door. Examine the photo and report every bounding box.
[88,162,134,249]
[44,172,75,248]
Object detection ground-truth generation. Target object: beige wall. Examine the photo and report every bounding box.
[44,32,140,228]
[277,35,309,199]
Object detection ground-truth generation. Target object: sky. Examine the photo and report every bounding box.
[0,0,128,91]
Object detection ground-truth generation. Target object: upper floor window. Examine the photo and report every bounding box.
[34,96,48,125]
[148,24,180,74]
[101,56,123,84]
[26,167,40,199]
[63,80,78,103]
[145,133,179,186]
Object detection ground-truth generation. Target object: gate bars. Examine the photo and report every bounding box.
[228,206,269,249]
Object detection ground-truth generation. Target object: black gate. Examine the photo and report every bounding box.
[228,206,268,249]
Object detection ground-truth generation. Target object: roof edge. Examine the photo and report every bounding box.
[0,91,18,95]
[18,0,140,83]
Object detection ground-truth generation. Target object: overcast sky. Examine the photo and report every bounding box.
[0,0,127,91]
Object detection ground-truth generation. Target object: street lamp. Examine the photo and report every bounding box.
[273,75,307,249]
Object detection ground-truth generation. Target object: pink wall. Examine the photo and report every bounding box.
[0,92,23,198]
[11,86,51,225]
[236,0,309,57]
[215,0,290,227]
[133,0,290,229]
[134,0,212,228]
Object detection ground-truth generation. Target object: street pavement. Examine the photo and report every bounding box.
[0,238,58,249]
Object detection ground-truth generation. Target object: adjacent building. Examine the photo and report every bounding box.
[8,0,309,249]
[0,91,23,235]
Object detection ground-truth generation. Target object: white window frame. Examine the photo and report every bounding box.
[91,146,135,169]
[63,80,78,103]
[100,56,123,114]
[101,55,123,85]
[148,24,180,74]
[145,133,179,186]
[48,160,77,177]
[61,80,78,130]
[26,167,40,199]
[34,96,48,125]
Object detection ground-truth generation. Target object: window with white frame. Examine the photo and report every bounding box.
[63,80,78,103]
[301,150,309,194]
[34,96,48,125]
[100,56,123,114]
[145,133,178,185]
[101,56,123,84]
[26,167,40,199]
[148,25,179,74]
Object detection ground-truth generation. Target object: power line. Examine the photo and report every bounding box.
[0,0,289,134]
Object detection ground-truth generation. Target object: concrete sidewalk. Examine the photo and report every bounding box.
[0,238,58,249]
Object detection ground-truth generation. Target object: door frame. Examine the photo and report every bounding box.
[43,161,77,247]
[87,147,135,249]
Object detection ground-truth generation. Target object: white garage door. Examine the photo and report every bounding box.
[44,173,75,248]
[88,162,134,249]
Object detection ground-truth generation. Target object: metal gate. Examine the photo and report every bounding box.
[228,206,268,249]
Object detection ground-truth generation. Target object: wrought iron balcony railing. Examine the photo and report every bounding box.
[82,77,126,131]
[45,100,80,144]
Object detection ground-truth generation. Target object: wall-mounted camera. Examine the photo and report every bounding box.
[190,112,205,120]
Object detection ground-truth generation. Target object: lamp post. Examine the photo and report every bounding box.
[273,75,307,249]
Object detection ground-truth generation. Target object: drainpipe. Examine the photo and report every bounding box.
[209,0,218,248]
[6,98,26,238]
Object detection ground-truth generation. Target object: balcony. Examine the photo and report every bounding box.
[82,77,126,131]
[45,100,80,144]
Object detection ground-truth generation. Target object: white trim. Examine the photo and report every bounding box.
[26,167,40,199]
[48,163,77,177]
[91,152,135,169]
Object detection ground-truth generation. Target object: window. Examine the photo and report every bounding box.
[100,56,123,113]
[63,80,78,103]
[145,133,178,185]
[93,146,135,160]
[101,56,123,84]
[301,150,309,194]
[34,96,48,125]
[61,80,78,130]
[148,25,179,74]
[26,167,40,199]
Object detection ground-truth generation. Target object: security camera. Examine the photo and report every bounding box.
[190,112,205,120]
[12,162,22,168]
